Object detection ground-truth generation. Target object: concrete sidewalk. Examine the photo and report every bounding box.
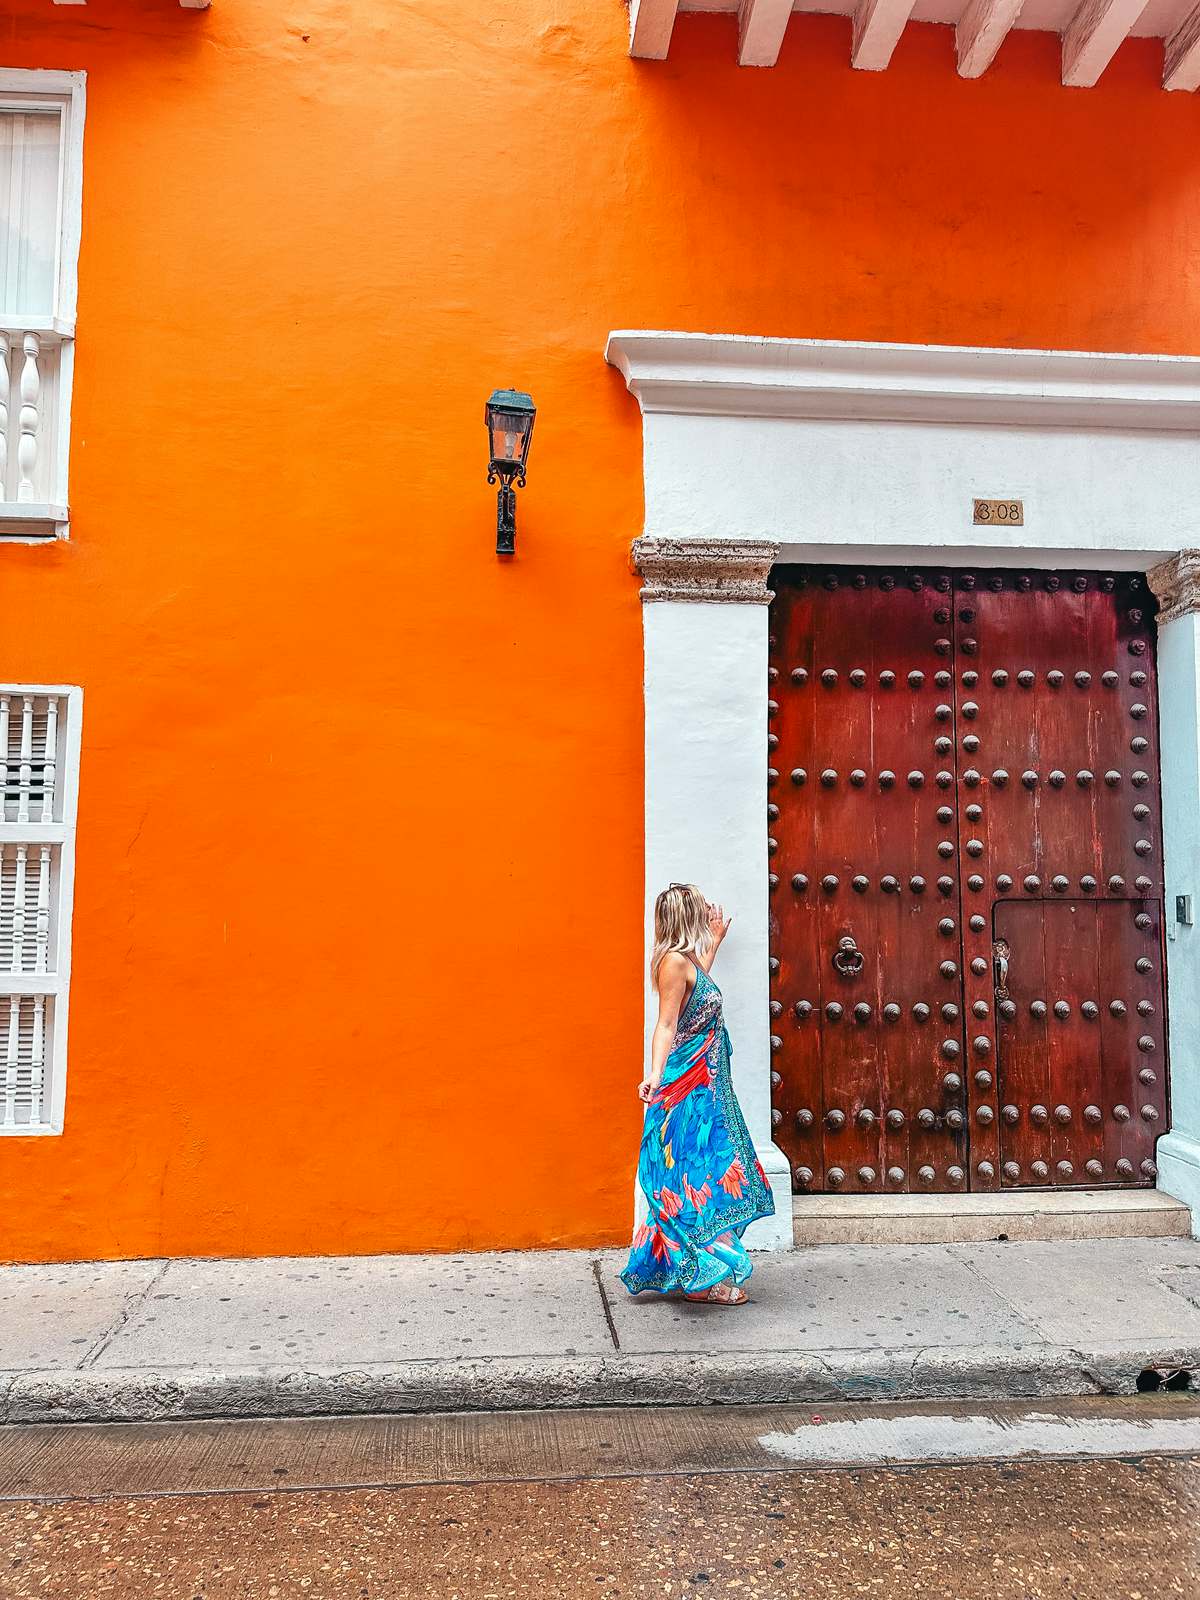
[4,1237,1200,1425]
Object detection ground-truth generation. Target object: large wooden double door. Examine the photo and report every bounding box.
[768,567,1168,1195]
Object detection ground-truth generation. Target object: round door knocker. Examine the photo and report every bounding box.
[832,936,865,978]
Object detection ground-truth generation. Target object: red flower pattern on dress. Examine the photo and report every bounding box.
[719,1156,747,1198]
[658,1186,683,1220]
[683,1174,713,1210]
[656,1037,714,1112]
[648,1224,677,1263]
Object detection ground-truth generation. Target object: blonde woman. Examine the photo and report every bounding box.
[621,883,774,1306]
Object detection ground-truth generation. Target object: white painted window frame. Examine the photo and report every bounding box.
[0,684,83,1136]
[0,68,85,542]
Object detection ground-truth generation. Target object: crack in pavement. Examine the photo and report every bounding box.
[590,1258,621,1351]
[948,1248,1051,1345]
[78,1260,170,1370]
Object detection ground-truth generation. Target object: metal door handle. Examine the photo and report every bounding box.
[993,938,1010,997]
[832,936,865,977]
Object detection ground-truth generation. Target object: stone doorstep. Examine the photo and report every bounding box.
[791,1188,1192,1247]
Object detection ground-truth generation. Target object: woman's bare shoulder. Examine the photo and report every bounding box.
[657,951,693,988]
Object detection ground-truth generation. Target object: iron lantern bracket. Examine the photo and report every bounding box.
[487,459,526,556]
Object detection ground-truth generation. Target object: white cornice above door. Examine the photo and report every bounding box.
[606,332,1200,564]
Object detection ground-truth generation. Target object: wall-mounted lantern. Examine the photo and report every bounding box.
[485,388,536,555]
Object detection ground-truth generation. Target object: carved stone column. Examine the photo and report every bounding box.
[1147,551,1200,1231]
[634,536,792,1250]
[1149,549,1200,626]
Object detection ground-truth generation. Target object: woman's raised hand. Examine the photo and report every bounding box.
[706,901,732,945]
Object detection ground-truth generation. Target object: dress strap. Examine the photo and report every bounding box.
[677,957,706,1027]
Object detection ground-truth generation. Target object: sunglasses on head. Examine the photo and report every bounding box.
[667,883,710,905]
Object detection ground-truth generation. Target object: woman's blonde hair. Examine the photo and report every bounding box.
[650,882,711,989]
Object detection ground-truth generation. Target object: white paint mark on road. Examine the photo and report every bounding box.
[757,1409,1200,1467]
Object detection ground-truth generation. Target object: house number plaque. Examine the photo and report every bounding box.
[973,498,1024,525]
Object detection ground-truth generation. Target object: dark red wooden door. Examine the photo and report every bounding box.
[964,572,1167,1188]
[769,569,970,1195]
[769,567,1166,1195]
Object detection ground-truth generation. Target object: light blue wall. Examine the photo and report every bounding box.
[1155,610,1200,1233]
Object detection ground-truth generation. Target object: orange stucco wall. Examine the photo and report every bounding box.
[1,0,1199,1262]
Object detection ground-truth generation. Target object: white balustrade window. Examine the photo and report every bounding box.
[0,70,85,540]
[0,687,82,1135]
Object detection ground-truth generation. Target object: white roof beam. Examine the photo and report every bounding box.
[851,0,919,70]
[737,0,793,65]
[1062,0,1149,86]
[1164,1,1200,88]
[956,0,1026,77]
[630,0,679,59]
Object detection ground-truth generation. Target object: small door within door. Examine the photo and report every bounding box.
[993,900,1165,1186]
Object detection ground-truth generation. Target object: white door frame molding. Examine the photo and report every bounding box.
[610,330,1200,1242]
[633,537,792,1250]
[1147,551,1200,1226]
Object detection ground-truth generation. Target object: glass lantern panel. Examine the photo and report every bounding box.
[489,408,531,466]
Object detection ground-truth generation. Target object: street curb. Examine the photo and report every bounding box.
[4,1342,1198,1425]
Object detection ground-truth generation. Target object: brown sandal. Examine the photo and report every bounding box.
[684,1282,748,1306]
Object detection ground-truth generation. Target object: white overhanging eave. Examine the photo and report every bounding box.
[629,0,1199,90]
[51,0,208,7]
[604,331,1200,431]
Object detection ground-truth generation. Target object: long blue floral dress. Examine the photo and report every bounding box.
[621,961,774,1296]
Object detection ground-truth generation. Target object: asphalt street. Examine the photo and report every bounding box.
[2,1397,1198,1597]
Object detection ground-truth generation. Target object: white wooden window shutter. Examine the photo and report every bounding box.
[0,686,82,1134]
[0,70,86,541]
